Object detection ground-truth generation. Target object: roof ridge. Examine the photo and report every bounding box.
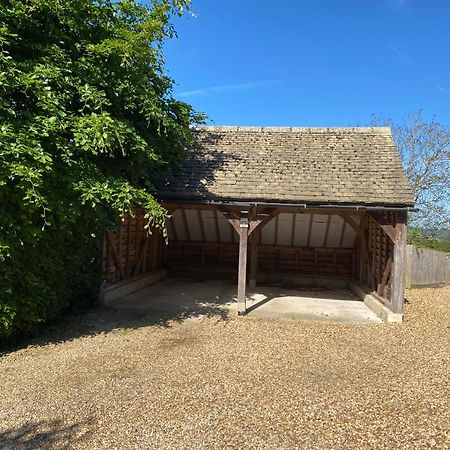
[191,126,392,133]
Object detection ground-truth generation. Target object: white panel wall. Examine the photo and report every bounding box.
[185,209,202,241]
[309,214,328,247]
[293,214,309,247]
[168,209,358,249]
[277,213,294,246]
[342,215,360,248]
[261,216,276,245]
[216,212,235,243]
[201,209,217,242]
[171,209,187,241]
[326,215,345,247]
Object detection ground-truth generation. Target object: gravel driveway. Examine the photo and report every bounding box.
[1,286,449,449]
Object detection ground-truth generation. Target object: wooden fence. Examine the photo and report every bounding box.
[405,245,450,288]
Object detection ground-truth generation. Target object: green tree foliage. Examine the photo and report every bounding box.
[0,0,204,338]
[407,227,450,253]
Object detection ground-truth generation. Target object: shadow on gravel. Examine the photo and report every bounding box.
[0,419,91,450]
[0,299,230,356]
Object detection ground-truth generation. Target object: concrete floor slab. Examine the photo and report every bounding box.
[108,278,382,324]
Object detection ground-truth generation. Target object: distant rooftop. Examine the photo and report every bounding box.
[158,126,414,207]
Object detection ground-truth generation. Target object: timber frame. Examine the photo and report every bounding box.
[102,127,414,317]
[102,201,409,316]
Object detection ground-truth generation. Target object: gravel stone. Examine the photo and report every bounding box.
[0,286,449,449]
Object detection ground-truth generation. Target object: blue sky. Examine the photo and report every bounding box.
[164,0,450,127]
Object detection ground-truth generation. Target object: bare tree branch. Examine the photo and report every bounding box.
[372,111,450,235]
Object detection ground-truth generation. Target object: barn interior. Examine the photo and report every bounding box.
[101,204,404,322]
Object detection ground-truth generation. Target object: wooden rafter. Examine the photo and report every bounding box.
[274,214,279,245]
[340,214,359,234]
[290,213,296,246]
[307,214,314,246]
[181,208,191,241]
[197,209,206,241]
[323,215,331,247]
[247,210,278,236]
[214,210,221,243]
[338,220,347,248]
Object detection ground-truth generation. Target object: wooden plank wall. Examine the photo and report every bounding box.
[354,212,394,300]
[167,241,353,279]
[102,207,395,297]
[102,213,164,284]
[165,206,360,281]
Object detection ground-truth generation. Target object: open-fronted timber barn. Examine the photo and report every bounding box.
[102,127,415,319]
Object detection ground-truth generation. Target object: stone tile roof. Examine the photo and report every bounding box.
[158,126,415,206]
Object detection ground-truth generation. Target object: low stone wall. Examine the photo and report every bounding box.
[405,245,450,288]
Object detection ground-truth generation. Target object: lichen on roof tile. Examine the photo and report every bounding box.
[158,126,415,206]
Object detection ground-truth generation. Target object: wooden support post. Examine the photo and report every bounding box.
[226,207,280,315]
[249,229,258,290]
[390,212,407,314]
[249,206,258,290]
[237,218,249,315]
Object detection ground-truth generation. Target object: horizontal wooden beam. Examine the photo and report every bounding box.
[162,202,365,216]
[169,240,354,254]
